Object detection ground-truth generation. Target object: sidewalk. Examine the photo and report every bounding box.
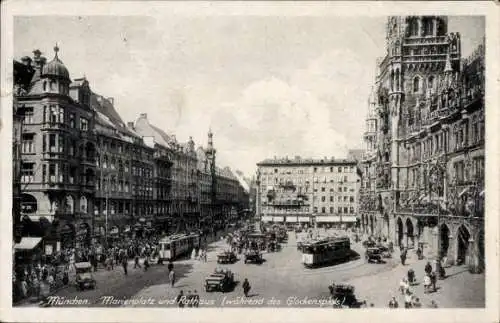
[347,252,485,308]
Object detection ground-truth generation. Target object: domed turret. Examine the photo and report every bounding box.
[42,44,70,81]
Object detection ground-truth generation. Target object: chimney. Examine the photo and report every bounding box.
[108,97,114,105]
[139,113,147,119]
[127,122,134,130]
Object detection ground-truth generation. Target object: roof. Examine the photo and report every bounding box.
[42,46,70,80]
[14,237,42,250]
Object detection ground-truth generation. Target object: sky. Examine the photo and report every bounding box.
[14,15,485,177]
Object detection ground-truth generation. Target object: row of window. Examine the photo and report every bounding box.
[315,195,356,203]
[407,118,485,162]
[313,206,355,214]
[261,165,356,175]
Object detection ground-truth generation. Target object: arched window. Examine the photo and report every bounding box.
[66,195,74,214]
[80,196,88,213]
[50,80,56,91]
[413,76,420,93]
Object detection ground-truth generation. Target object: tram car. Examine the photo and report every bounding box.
[158,233,200,261]
[301,236,351,267]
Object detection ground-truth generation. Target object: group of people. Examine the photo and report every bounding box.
[13,261,69,303]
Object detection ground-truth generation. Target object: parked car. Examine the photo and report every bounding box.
[365,247,384,263]
[74,262,96,290]
[205,269,235,292]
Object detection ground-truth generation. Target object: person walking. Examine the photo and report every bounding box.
[423,273,431,294]
[400,248,407,266]
[425,261,433,276]
[430,271,437,292]
[169,269,176,287]
[122,256,128,275]
[404,290,413,308]
[144,258,150,272]
[242,278,251,297]
[134,255,141,269]
[168,261,174,274]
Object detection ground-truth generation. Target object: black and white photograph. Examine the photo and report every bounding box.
[1,2,498,323]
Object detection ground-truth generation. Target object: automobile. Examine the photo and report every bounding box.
[74,262,96,290]
[376,244,392,258]
[244,250,263,264]
[362,239,377,248]
[217,251,237,264]
[204,269,235,292]
[328,283,366,308]
[365,247,384,263]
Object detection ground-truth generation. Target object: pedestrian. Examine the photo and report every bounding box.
[193,290,200,308]
[416,247,423,260]
[400,248,407,266]
[407,268,416,285]
[144,258,150,271]
[404,290,413,308]
[168,261,174,273]
[176,290,185,308]
[430,271,437,292]
[399,277,408,295]
[423,274,431,293]
[425,261,432,276]
[388,296,398,308]
[242,278,251,297]
[122,257,128,275]
[169,269,176,287]
[134,255,141,269]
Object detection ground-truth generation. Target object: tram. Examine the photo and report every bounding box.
[301,236,351,267]
[158,233,200,261]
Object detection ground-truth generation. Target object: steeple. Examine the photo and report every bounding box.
[207,127,214,152]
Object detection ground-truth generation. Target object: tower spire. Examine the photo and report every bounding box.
[54,43,59,59]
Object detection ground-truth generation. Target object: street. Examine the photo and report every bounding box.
[22,228,485,308]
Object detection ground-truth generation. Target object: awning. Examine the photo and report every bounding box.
[298,216,310,222]
[261,216,273,222]
[341,216,357,223]
[14,237,42,250]
[316,216,341,223]
[273,216,284,222]
[286,216,298,223]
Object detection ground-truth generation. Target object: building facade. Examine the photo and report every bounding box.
[197,130,249,230]
[13,46,251,250]
[359,16,485,273]
[14,47,96,250]
[256,157,361,227]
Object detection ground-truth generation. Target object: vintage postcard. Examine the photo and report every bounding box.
[1,1,498,323]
